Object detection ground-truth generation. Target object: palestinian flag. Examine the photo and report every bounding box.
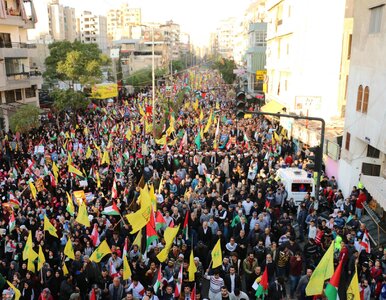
[155,211,166,231]
[146,210,158,250]
[325,255,344,300]
[182,211,189,240]
[153,265,162,293]
[255,267,269,298]
[9,212,16,233]
[102,202,120,216]
[9,193,20,209]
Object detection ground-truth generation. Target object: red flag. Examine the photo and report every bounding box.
[90,288,96,300]
[265,200,270,209]
[50,173,57,187]
[183,211,189,240]
[261,266,269,290]
[191,284,196,300]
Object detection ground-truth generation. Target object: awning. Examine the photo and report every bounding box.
[361,175,386,209]
[261,100,284,114]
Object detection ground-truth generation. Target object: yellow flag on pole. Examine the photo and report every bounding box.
[211,239,223,269]
[66,192,75,216]
[188,249,197,281]
[23,231,34,261]
[123,255,132,280]
[306,242,334,296]
[101,150,110,165]
[85,146,92,159]
[67,152,72,166]
[126,202,151,234]
[149,184,157,209]
[132,230,142,249]
[29,181,37,199]
[204,110,213,133]
[76,201,90,227]
[157,225,180,262]
[27,257,35,273]
[90,240,111,263]
[64,238,75,260]
[68,165,84,177]
[347,266,361,300]
[44,215,58,238]
[155,135,167,145]
[7,281,21,300]
[52,162,59,181]
[37,245,46,271]
[62,262,69,275]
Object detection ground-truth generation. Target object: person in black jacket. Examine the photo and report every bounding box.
[224,266,241,294]
[267,277,286,300]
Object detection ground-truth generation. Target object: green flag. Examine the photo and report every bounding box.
[194,130,201,150]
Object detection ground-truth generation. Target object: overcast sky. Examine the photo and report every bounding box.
[32,0,252,46]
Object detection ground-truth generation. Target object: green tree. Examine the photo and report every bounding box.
[212,57,237,84]
[44,41,110,87]
[125,67,167,92]
[171,60,184,73]
[9,104,41,133]
[51,89,90,113]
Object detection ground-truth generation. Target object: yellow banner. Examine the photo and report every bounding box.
[91,83,118,99]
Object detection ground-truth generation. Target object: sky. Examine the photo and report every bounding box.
[32,0,252,46]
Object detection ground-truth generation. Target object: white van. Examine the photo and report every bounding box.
[276,168,315,205]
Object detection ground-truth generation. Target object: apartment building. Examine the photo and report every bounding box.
[79,11,108,54]
[107,4,141,41]
[48,0,77,42]
[0,0,42,130]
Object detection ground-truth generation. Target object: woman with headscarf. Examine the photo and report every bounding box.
[20,280,35,300]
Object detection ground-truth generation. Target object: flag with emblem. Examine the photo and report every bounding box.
[188,248,197,281]
[66,192,75,216]
[37,246,45,271]
[64,238,75,260]
[44,215,58,238]
[90,240,111,263]
[211,239,222,268]
[76,201,90,227]
[90,223,100,247]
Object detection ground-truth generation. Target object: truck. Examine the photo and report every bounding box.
[276,168,315,205]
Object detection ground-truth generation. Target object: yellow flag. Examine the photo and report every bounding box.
[132,230,142,249]
[7,281,21,300]
[139,105,145,116]
[23,231,33,261]
[90,240,111,263]
[62,262,69,275]
[29,182,37,199]
[188,249,197,281]
[93,141,100,151]
[65,131,70,139]
[168,137,178,146]
[149,184,157,209]
[44,215,58,238]
[211,239,222,268]
[193,99,199,110]
[145,121,153,134]
[64,238,75,260]
[37,246,45,271]
[204,111,213,133]
[68,165,84,177]
[27,257,35,273]
[347,266,361,300]
[123,255,132,280]
[67,152,72,166]
[274,131,282,144]
[126,202,151,234]
[52,162,59,181]
[95,169,101,188]
[244,113,252,119]
[125,129,132,141]
[306,242,334,296]
[101,150,110,165]
[66,192,75,216]
[158,177,164,194]
[199,109,204,121]
[83,126,89,136]
[155,135,167,145]
[76,202,90,227]
[215,102,220,109]
[157,225,180,262]
[85,147,92,159]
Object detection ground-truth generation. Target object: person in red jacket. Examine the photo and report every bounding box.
[355,189,367,219]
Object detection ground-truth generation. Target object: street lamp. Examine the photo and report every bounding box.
[237,109,325,201]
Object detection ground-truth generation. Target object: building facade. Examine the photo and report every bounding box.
[48,0,77,42]
[0,0,42,130]
[107,4,141,41]
[339,0,386,210]
[216,17,237,59]
[79,11,108,54]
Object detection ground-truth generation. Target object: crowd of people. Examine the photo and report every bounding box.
[0,68,385,300]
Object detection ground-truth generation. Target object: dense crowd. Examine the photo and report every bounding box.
[0,69,385,300]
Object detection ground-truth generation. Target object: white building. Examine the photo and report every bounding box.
[48,0,77,41]
[265,0,346,122]
[216,17,237,59]
[107,4,141,41]
[0,0,42,130]
[339,0,386,210]
[79,11,108,54]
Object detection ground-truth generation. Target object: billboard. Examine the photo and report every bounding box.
[143,29,164,42]
[91,83,118,99]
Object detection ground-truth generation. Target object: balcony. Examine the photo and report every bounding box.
[0,70,42,91]
[0,0,37,29]
[0,42,37,57]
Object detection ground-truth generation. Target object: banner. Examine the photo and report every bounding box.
[35,178,45,192]
[91,83,118,99]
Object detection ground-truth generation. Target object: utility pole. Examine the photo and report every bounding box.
[237,109,325,201]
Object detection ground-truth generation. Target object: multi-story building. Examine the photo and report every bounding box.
[246,22,267,95]
[48,0,77,42]
[216,17,237,59]
[107,4,141,41]
[79,11,108,54]
[160,20,180,65]
[339,0,386,210]
[0,0,42,130]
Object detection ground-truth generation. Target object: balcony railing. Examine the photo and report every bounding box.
[0,42,37,49]
[6,70,41,80]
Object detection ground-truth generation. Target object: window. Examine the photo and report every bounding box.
[367,145,380,158]
[362,163,381,176]
[25,87,35,98]
[5,90,16,103]
[362,86,369,113]
[356,85,363,111]
[345,132,351,151]
[277,4,283,26]
[347,34,352,59]
[15,89,22,101]
[255,31,267,47]
[344,75,349,100]
[369,5,383,33]
[0,32,11,48]
[291,183,313,193]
